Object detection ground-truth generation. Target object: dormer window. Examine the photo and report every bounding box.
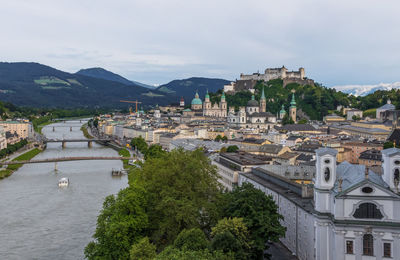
[324,167,330,182]
[353,203,383,219]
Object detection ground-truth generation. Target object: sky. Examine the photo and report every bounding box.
[1,0,400,87]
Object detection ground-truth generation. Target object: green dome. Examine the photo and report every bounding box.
[191,91,203,105]
[205,89,210,99]
[280,104,286,114]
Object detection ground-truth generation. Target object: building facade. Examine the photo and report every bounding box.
[239,147,400,260]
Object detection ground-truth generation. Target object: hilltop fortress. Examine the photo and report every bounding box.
[224,66,314,93]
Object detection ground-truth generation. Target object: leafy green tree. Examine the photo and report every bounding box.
[156,247,234,260]
[144,144,166,160]
[220,147,228,153]
[174,228,209,251]
[84,187,148,260]
[211,218,251,259]
[352,115,361,121]
[130,237,156,260]
[282,114,294,125]
[131,136,148,154]
[222,136,228,141]
[226,145,239,153]
[129,148,223,249]
[384,141,398,149]
[222,183,286,259]
[215,135,223,142]
[297,118,308,124]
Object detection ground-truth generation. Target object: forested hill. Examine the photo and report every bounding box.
[157,77,231,99]
[210,79,400,120]
[0,62,170,108]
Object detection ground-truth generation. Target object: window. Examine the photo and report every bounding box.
[346,240,354,254]
[394,169,400,184]
[384,242,391,258]
[361,186,373,194]
[353,203,383,219]
[363,234,374,256]
[324,167,330,182]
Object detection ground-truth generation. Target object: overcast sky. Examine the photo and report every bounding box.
[1,0,400,87]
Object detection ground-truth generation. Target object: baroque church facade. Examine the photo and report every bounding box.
[190,91,227,118]
[240,147,400,260]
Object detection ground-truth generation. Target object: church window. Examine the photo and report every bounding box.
[361,186,373,193]
[324,159,330,164]
[395,160,400,165]
[363,234,374,256]
[346,240,354,254]
[324,167,330,182]
[384,242,391,257]
[353,203,383,219]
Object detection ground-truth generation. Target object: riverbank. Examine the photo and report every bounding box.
[80,124,94,139]
[0,148,42,179]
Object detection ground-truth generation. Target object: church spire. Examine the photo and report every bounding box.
[290,93,296,108]
[261,87,266,100]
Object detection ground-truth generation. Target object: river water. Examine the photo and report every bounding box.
[0,121,128,260]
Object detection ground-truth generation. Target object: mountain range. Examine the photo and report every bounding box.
[0,62,230,108]
[332,82,400,96]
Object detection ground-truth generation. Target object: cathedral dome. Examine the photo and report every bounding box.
[191,91,203,105]
[247,94,258,107]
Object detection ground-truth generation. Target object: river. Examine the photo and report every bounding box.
[0,121,128,260]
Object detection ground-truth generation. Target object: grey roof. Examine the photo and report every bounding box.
[316,147,338,156]
[381,148,400,157]
[251,112,275,117]
[378,103,395,110]
[259,144,284,154]
[276,124,316,132]
[333,161,387,193]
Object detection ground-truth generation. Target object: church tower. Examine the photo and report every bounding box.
[279,105,286,119]
[180,97,185,107]
[382,148,400,192]
[203,90,212,116]
[289,93,297,123]
[220,91,227,117]
[314,147,337,213]
[260,87,266,113]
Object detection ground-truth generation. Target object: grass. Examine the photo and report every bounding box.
[118,149,134,170]
[7,148,42,171]
[0,148,42,179]
[34,76,70,86]
[363,108,377,118]
[41,86,71,90]
[80,124,93,139]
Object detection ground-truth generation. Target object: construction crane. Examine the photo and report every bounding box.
[120,100,142,114]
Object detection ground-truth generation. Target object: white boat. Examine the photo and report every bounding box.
[58,177,69,187]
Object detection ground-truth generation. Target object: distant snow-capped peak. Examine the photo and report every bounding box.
[331,82,400,96]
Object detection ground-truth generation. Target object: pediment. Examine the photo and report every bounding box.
[336,180,400,199]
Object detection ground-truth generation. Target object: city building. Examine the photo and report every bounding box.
[0,121,34,141]
[376,100,395,119]
[239,147,400,259]
[359,148,382,167]
[347,109,363,121]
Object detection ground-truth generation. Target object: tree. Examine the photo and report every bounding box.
[297,118,308,124]
[281,113,294,125]
[222,183,286,259]
[220,147,227,153]
[129,148,223,249]
[174,228,209,251]
[156,247,233,260]
[130,237,156,260]
[211,218,251,259]
[84,187,148,260]
[144,144,166,160]
[226,145,239,153]
[215,135,223,142]
[352,115,361,121]
[131,136,148,154]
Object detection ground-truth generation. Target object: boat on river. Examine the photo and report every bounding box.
[111,169,127,176]
[58,177,69,187]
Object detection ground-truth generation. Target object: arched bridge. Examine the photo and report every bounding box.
[0,156,134,165]
[43,139,112,148]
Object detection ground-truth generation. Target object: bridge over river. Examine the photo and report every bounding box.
[0,156,134,165]
[43,138,112,148]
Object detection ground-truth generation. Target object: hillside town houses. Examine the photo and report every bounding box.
[92,67,400,260]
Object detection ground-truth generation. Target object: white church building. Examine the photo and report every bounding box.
[239,147,400,260]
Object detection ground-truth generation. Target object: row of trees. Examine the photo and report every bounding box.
[85,148,285,259]
[130,136,166,160]
[0,139,28,159]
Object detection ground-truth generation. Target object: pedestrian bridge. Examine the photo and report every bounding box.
[43,139,112,148]
[0,156,134,165]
